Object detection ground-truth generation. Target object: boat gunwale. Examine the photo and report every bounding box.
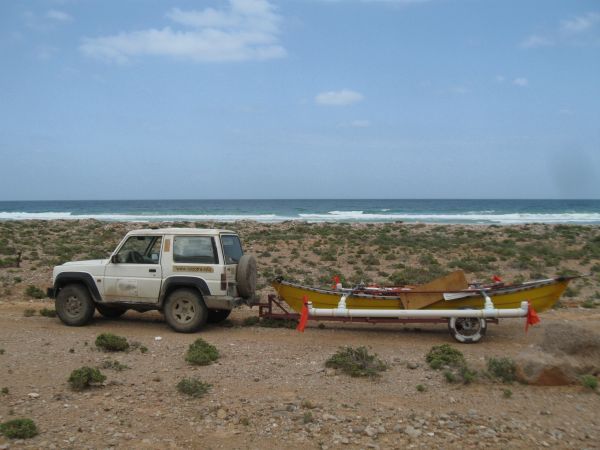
[272,276,572,300]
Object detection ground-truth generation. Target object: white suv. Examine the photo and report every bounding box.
[48,228,257,332]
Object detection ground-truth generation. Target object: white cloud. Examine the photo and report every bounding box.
[520,34,553,49]
[513,77,528,87]
[561,12,600,33]
[46,10,72,22]
[450,85,469,95]
[350,119,371,128]
[80,0,285,63]
[521,11,600,49]
[315,89,364,106]
[494,75,505,83]
[36,45,59,60]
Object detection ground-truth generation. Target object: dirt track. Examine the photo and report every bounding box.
[1,302,599,449]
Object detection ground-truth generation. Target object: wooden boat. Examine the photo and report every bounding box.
[271,272,572,314]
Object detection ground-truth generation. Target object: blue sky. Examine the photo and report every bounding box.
[0,0,599,200]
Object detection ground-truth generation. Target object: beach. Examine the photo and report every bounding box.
[0,220,599,449]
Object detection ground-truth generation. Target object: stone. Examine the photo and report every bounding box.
[407,362,419,370]
[216,409,227,419]
[404,426,422,439]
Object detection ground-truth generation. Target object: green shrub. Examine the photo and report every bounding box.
[68,367,106,390]
[443,370,457,383]
[487,357,516,383]
[39,307,57,318]
[242,316,260,327]
[325,346,388,378]
[185,339,219,366]
[95,333,129,352]
[416,384,426,392]
[0,418,38,439]
[25,285,45,299]
[176,378,211,398]
[258,318,298,328]
[460,366,477,384]
[502,388,513,398]
[23,308,35,317]
[581,374,598,390]
[426,344,466,370]
[100,360,129,371]
[1,387,8,395]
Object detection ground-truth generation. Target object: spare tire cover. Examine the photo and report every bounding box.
[236,254,257,299]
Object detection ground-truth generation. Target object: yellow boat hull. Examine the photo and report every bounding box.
[271,279,569,314]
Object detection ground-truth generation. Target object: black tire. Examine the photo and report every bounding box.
[96,304,127,319]
[163,288,208,333]
[207,309,232,324]
[236,254,257,299]
[448,315,487,344]
[55,284,95,327]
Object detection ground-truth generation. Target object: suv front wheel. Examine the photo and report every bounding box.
[55,284,95,326]
[163,288,208,333]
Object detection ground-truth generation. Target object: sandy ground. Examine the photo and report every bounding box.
[1,302,599,450]
[0,220,599,448]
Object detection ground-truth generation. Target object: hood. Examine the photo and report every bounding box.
[62,259,108,266]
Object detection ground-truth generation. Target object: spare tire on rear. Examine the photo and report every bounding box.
[236,254,257,299]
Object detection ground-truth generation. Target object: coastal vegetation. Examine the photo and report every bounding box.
[0,219,597,305]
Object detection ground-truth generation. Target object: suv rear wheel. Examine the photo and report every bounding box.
[55,284,95,326]
[163,288,208,333]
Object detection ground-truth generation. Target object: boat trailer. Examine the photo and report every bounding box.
[257,292,535,343]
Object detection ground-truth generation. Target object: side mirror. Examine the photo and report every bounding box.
[111,254,119,264]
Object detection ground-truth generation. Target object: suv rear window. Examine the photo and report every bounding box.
[173,236,218,264]
[222,235,243,264]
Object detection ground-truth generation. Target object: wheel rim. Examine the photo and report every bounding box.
[171,298,197,324]
[455,318,482,337]
[65,295,84,318]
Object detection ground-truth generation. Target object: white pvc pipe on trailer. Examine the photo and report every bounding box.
[307,301,529,319]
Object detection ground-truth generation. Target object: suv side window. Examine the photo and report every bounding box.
[173,236,218,264]
[116,236,162,264]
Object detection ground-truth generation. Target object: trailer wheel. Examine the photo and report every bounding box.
[448,314,486,344]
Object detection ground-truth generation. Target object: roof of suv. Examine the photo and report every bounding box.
[126,228,236,236]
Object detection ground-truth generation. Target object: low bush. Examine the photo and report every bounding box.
[426,344,466,370]
[23,308,36,317]
[487,357,517,383]
[68,366,106,390]
[258,318,298,328]
[242,316,260,327]
[581,374,598,390]
[100,360,129,371]
[95,333,129,352]
[25,285,45,299]
[39,307,57,318]
[185,339,219,366]
[176,378,211,398]
[325,346,388,378]
[0,418,38,439]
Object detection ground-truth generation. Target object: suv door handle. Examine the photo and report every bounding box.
[149,268,156,273]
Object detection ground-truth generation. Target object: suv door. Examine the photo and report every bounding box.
[103,235,163,303]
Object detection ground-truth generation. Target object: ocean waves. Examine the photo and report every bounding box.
[1,210,599,224]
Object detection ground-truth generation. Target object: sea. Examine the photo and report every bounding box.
[0,199,599,224]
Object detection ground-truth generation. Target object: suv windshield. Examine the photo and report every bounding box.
[222,235,243,264]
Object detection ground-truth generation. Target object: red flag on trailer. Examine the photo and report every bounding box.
[332,276,341,290]
[492,275,502,283]
[297,296,309,332]
[525,301,541,333]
